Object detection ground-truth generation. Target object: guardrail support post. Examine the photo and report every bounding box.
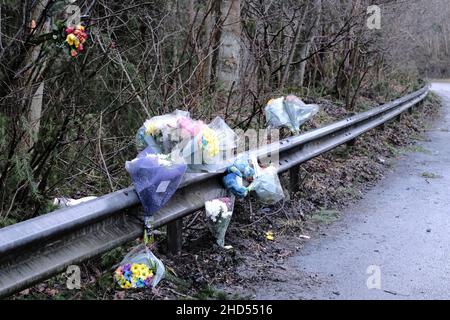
[167,219,182,255]
[346,138,357,147]
[289,165,300,193]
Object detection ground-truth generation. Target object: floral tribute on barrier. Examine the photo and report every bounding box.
[265,95,319,134]
[117,97,317,288]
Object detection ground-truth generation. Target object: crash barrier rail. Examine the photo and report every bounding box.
[0,84,430,298]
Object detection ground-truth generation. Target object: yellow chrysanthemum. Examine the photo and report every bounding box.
[124,281,132,289]
[139,264,150,273]
[145,123,158,136]
[120,280,127,287]
[208,143,219,157]
[131,264,141,273]
[201,128,220,157]
[139,272,149,280]
[140,266,152,277]
[66,33,77,46]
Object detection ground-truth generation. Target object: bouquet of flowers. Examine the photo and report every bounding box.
[265,95,319,134]
[136,111,237,173]
[136,110,190,154]
[178,116,238,172]
[177,117,207,140]
[65,24,88,57]
[205,196,235,248]
[125,147,187,215]
[114,244,165,289]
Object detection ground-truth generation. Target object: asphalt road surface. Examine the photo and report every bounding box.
[249,82,450,300]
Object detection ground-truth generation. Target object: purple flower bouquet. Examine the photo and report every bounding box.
[125,147,187,215]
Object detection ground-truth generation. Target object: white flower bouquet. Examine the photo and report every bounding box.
[204,196,235,248]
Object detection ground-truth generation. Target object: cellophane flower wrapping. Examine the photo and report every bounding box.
[265,97,291,130]
[137,110,190,153]
[265,95,319,134]
[125,146,187,215]
[136,126,163,154]
[137,113,238,173]
[178,116,238,173]
[284,95,319,132]
[114,244,165,289]
[248,157,284,204]
[205,196,235,247]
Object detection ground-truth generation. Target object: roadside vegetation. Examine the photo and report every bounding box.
[0,0,448,299]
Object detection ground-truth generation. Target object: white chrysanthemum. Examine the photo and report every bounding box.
[145,153,172,166]
[221,210,232,219]
[205,199,229,222]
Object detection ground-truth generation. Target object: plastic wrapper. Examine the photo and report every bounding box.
[177,117,207,140]
[265,95,319,134]
[137,112,237,172]
[265,97,291,129]
[248,156,284,204]
[209,116,239,157]
[205,196,235,248]
[114,244,165,289]
[125,146,187,215]
[137,109,190,153]
[136,126,163,154]
[284,95,319,131]
[136,126,148,152]
[178,116,238,172]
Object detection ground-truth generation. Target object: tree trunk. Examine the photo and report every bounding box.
[297,0,321,88]
[216,0,241,92]
[24,0,50,147]
[280,5,309,90]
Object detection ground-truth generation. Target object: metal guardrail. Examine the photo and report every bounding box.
[0,85,430,298]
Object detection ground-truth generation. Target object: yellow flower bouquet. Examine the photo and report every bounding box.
[136,111,238,173]
[114,244,165,289]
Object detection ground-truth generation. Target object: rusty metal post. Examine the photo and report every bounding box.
[167,218,182,255]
